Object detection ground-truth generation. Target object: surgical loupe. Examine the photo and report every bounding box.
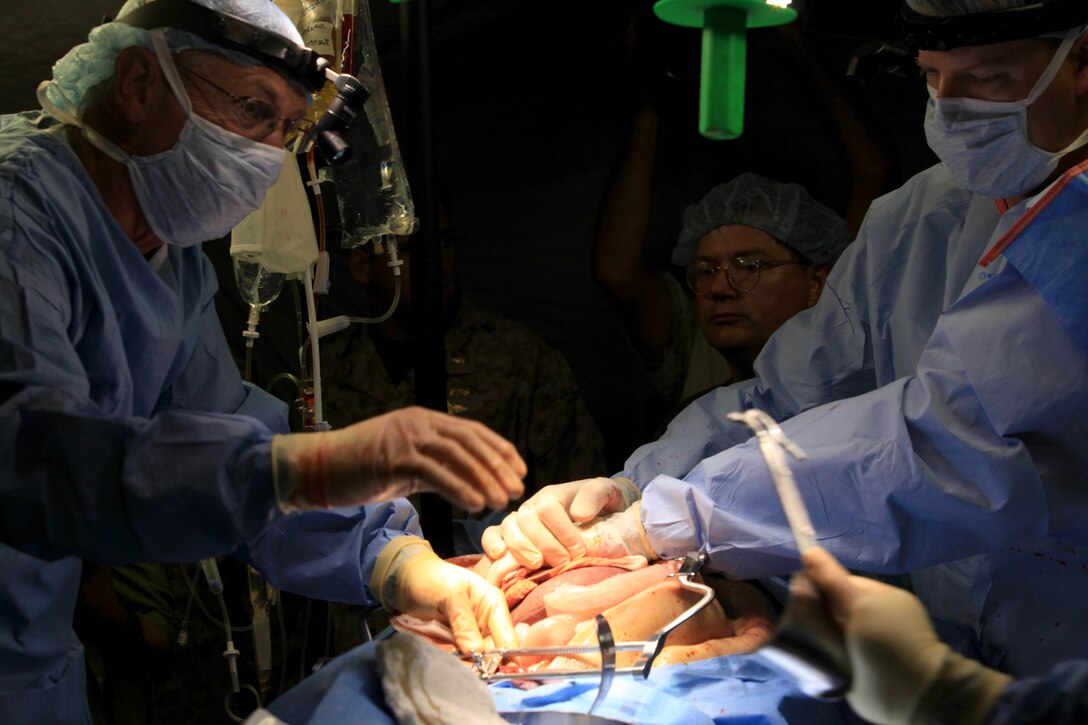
[115,0,370,164]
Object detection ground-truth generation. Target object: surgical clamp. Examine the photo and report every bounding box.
[463,551,715,710]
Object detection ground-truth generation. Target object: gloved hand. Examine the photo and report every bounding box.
[371,537,518,654]
[577,502,655,560]
[480,477,641,571]
[801,547,1012,725]
[272,406,526,514]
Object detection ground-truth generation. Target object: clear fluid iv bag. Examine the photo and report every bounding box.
[331,0,417,248]
[233,258,285,311]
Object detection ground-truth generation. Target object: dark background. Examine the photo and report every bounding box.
[1,0,937,468]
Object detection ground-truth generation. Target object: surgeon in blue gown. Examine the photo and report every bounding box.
[0,1,527,722]
[481,0,1088,684]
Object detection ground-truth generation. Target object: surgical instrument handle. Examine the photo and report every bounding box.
[728,409,816,553]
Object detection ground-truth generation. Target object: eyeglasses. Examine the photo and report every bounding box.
[178,65,304,143]
[686,257,808,295]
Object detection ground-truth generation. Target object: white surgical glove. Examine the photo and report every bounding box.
[371,537,517,654]
[272,406,526,513]
[801,547,1012,725]
[480,477,641,572]
[578,502,656,560]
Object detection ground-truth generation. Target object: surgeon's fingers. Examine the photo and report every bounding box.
[443,594,486,654]
[801,547,887,624]
[498,512,545,570]
[483,600,518,652]
[509,506,578,569]
[568,477,626,522]
[422,423,526,510]
[479,552,521,588]
[527,496,587,564]
[442,581,517,654]
[481,524,508,561]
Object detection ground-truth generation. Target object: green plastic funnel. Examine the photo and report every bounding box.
[654,0,796,140]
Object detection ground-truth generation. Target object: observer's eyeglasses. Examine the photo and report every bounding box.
[686,257,808,295]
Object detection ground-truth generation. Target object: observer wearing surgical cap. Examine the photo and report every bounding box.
[483,0,1088,684]
[671,173,853,385]
[0,1,526,721]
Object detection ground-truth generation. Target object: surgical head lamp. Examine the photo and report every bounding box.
[114,0,369,164]
[899,0,1088,51]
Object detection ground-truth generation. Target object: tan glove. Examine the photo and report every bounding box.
[801,547,1012,725]
[577,502,656,560]
[371,537,517,654]
[272,406,526,513]
[480,477,641,570]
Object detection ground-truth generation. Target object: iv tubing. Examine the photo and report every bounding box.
[347,277,400,324]
[180,563,252,633]
[347,238,403,324]
[303,267,324,427]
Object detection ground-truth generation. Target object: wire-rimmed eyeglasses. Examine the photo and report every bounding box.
[178,65,304,143]
[686,257,808,295]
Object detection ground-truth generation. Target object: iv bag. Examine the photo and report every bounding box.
[331,0,417,248]
[230,155,319,275]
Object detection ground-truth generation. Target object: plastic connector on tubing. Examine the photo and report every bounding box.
[385,238,403,275]
[224,639,241,692]
[314,251,331,294]
[242,305,261,340]
[310,315,351,339]
[201,559,224,594]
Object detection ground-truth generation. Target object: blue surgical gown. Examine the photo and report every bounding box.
[625,162,1088,678]
[0,113,420,722]
[987,660,1088,724]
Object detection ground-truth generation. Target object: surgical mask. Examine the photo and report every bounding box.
[38,29,286,247]
[923,25,1088,199]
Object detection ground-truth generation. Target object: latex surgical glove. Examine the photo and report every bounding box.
[272,406,526,514]
[801,547,1012,725]
[577,502,655,560]
[480,477,641,572]
[371,537,517,654]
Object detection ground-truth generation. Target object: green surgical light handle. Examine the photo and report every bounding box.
[654,0,797,140]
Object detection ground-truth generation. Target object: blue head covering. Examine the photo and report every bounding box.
[672,173,853,267]
[43,0,305,118]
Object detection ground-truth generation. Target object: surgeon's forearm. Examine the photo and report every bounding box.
[642,373,1046,580]
[0,391,281,564]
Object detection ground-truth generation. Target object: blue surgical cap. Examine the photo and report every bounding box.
[44,0,305,117]
[672,173,854,267]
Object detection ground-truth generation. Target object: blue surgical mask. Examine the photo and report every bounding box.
[923,25,1088,200]
[39,29,286,247]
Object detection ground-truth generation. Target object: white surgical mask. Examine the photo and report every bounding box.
[38,30,286,247]
[923,25,1088,200]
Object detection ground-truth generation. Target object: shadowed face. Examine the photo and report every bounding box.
[690,224,828,358]
[917,35,1088,153]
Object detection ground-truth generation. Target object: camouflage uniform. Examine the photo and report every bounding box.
[321,298,607,496]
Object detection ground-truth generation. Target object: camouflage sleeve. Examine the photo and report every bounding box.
[522,344,608,495]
